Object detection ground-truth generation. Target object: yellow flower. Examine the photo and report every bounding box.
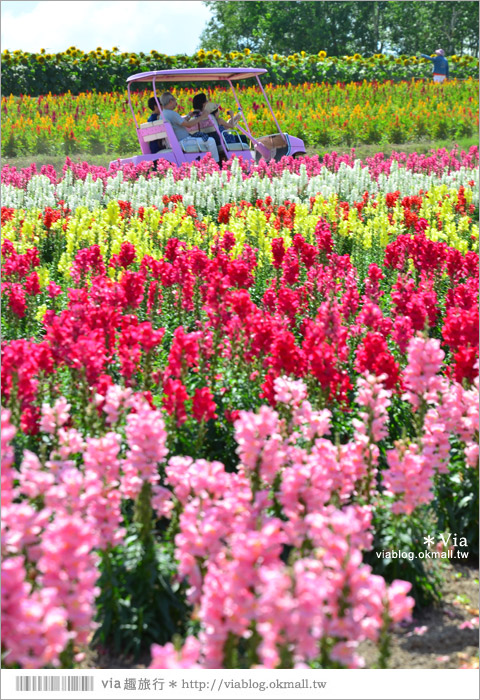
[318,50,327,59]
[353,53,362,60]
[35,304,47,322]
[243,48,251,55]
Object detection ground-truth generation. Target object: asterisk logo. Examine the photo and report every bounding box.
[169,681,177,688]
[424,535,435,547]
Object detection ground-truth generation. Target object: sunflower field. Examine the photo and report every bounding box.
[2,46,478,96]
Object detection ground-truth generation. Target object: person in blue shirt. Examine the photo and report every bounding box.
[420,49,449,82]
[147,97,166,154]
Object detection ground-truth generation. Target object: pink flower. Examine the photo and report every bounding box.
[40,397,71,434]
[403,335,445,409]
[383,443,434,514]
[387,580,414,624]
[150,635,202,669]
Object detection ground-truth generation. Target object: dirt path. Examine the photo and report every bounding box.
[360,563,479,669]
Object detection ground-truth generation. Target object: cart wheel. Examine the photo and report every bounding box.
[293,152,306,159]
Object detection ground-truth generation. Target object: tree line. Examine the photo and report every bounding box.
[199,1,479,57]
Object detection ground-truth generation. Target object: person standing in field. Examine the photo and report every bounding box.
[420,49,449,82]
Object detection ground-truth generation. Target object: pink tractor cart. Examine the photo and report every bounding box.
[109,67,306,169]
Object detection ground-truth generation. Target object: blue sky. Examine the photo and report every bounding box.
[1,1,213,54]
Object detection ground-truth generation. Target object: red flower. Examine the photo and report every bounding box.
[355,331,400,389]
[42,206,62,230]
[25,272,41,296]
[120,270,145,309]
[6,283,27,317]
[271,238,286,268]
[451,347,478,384]
[315,218,334,253]
[218,203,233,224]
[162,377,189,425]
[192,387,217,423]
[224,408,240,423]
[221,231,236,252]
[47,281,62,297]
[364,263,385,303]
[385,190,400,208]
[110,241,137,269]
[442,307,479,351]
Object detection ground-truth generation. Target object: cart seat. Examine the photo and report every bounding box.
[138,120,168,143]
[221,131,251,151]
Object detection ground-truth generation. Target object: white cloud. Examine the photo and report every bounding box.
[1,1,212,54]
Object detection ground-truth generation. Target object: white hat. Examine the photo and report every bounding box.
[204,102,219,114]
[435,49,445,56]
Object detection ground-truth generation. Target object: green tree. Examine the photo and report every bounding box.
[383,1,479,55]
[199,1,479,56]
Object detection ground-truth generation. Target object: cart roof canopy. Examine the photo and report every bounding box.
[127,67,268,83]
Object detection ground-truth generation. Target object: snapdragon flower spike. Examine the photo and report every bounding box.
[402,335,445,409]
[382,442,434,515]
[121,399,168,500]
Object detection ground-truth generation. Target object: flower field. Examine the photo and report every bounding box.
[2,46,478,96]
[2,78,478,157]
[1,147,479,670]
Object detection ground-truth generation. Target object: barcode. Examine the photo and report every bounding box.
[15,676,94,692]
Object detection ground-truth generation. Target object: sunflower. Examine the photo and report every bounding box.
[318,50,327,59]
